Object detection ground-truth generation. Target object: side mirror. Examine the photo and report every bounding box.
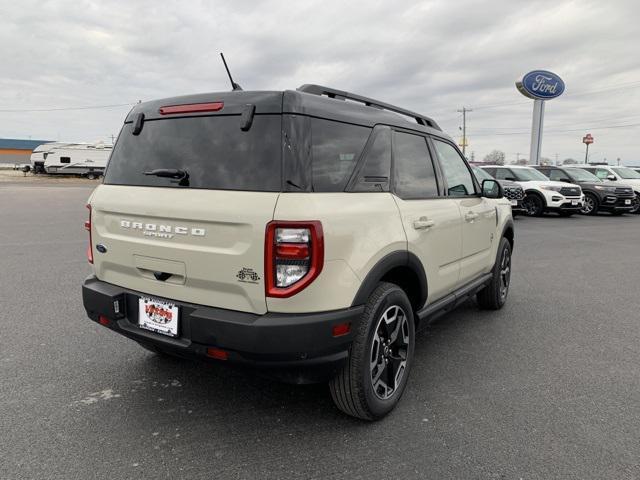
[607,174,617,181]
[482,179,503,199]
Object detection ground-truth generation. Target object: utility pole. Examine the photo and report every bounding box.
[554,153,559,165]
[457,107,472,158]
[110,134,115,144]
[516,152,521,163]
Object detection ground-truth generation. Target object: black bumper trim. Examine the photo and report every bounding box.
[82,276,363,383]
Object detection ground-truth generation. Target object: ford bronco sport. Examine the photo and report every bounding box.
[82,85,514,420]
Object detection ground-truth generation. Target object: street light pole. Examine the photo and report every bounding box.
[457,107,472,158]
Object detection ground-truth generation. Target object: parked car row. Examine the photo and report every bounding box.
[477,164,640,217]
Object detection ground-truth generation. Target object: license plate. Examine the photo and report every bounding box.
[510,199,518,206]
[625,199,632,205]
[138,297,179,337]
[571,200,578,205]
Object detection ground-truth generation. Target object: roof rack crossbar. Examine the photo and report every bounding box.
[297,84,441,131]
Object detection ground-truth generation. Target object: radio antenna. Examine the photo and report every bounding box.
[220,52,243,91]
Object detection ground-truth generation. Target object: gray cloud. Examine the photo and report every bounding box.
[1,0,639,163]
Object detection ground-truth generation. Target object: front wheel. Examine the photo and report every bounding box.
[522,194,544,217]
[329,282,415,420]
[477,237,512,310]
[630,194,640,214]
[581,193,599,215]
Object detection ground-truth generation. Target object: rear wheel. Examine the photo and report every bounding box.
[522,193,544,216]
[477,237,512,310]
[86,172,98,180]
[581,193,599,215]
[329,282,415,420]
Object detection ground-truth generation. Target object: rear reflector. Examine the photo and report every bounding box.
[206,347,228,360]
[85,204,93,264]
[159,102,224,115]
[98,315,110,326]
[332,322,351,337]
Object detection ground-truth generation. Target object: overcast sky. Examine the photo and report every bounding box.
[1,0,639,164]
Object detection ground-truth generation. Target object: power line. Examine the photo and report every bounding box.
[468,122,640,137]
[0,102,136,113]
[469,79,640,111]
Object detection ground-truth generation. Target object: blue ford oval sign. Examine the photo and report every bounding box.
[516,70,565,100]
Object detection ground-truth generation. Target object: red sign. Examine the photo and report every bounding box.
[583,133,594,145]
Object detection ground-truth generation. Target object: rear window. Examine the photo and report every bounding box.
[104,115,282,191]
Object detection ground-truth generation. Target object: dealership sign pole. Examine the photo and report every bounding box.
[516,70,565,165]
[583,133,594,163]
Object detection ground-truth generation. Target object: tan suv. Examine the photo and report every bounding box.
[82,85,514,420]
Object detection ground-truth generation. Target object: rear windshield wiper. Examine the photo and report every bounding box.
[144,168,189,186]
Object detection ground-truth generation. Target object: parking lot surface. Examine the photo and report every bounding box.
[1,183,639,480]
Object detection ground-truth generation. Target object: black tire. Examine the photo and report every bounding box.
[581,193,599,215]
[522,193,544,217]
[631,194,640,214]
[86,172,97,180]
[329,282,415,421]
[477,237,512,310]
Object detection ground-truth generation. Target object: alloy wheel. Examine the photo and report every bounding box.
[499,248,511,301]
[370,305,409,400]
[522,195,541,216]
[581,195,595,214]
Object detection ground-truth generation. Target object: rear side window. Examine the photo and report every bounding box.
[393,131,438,199]
[104,115,282,191]
[310,118,370,192]
[352,127,391,192]
[432,140,476,196]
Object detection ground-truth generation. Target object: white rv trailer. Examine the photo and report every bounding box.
[30,142,112,178]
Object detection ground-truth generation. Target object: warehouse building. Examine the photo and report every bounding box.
[0,138,53,164]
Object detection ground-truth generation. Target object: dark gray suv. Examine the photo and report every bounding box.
[534,166,635,215]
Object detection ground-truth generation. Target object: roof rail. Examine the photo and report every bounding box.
[297,84,441,131]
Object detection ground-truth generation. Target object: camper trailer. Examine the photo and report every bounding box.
[30,142,112,179]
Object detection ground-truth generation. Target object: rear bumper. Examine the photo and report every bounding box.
[82,275,363,383]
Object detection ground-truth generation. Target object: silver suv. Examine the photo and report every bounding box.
[82,85,515,420]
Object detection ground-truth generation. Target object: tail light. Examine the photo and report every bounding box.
[85,204,93,264]
[265,221,324,298]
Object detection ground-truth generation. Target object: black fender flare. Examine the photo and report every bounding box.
[350,251,428,309]
[500,218,515,252]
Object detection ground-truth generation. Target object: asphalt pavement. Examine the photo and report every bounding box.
[1,183,639,479]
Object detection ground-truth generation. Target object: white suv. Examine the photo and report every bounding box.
[480,165,583,217]
[567,164,640,214]
[82,85,514,420]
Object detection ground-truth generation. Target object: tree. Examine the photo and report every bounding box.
[482,150,506,165]
[563,158,578,165]
[515,158,528,165]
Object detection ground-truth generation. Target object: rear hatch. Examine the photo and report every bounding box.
[90,92,283,314]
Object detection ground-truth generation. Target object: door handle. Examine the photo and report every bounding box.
[465,212,479,222]
[413,217,435,230]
